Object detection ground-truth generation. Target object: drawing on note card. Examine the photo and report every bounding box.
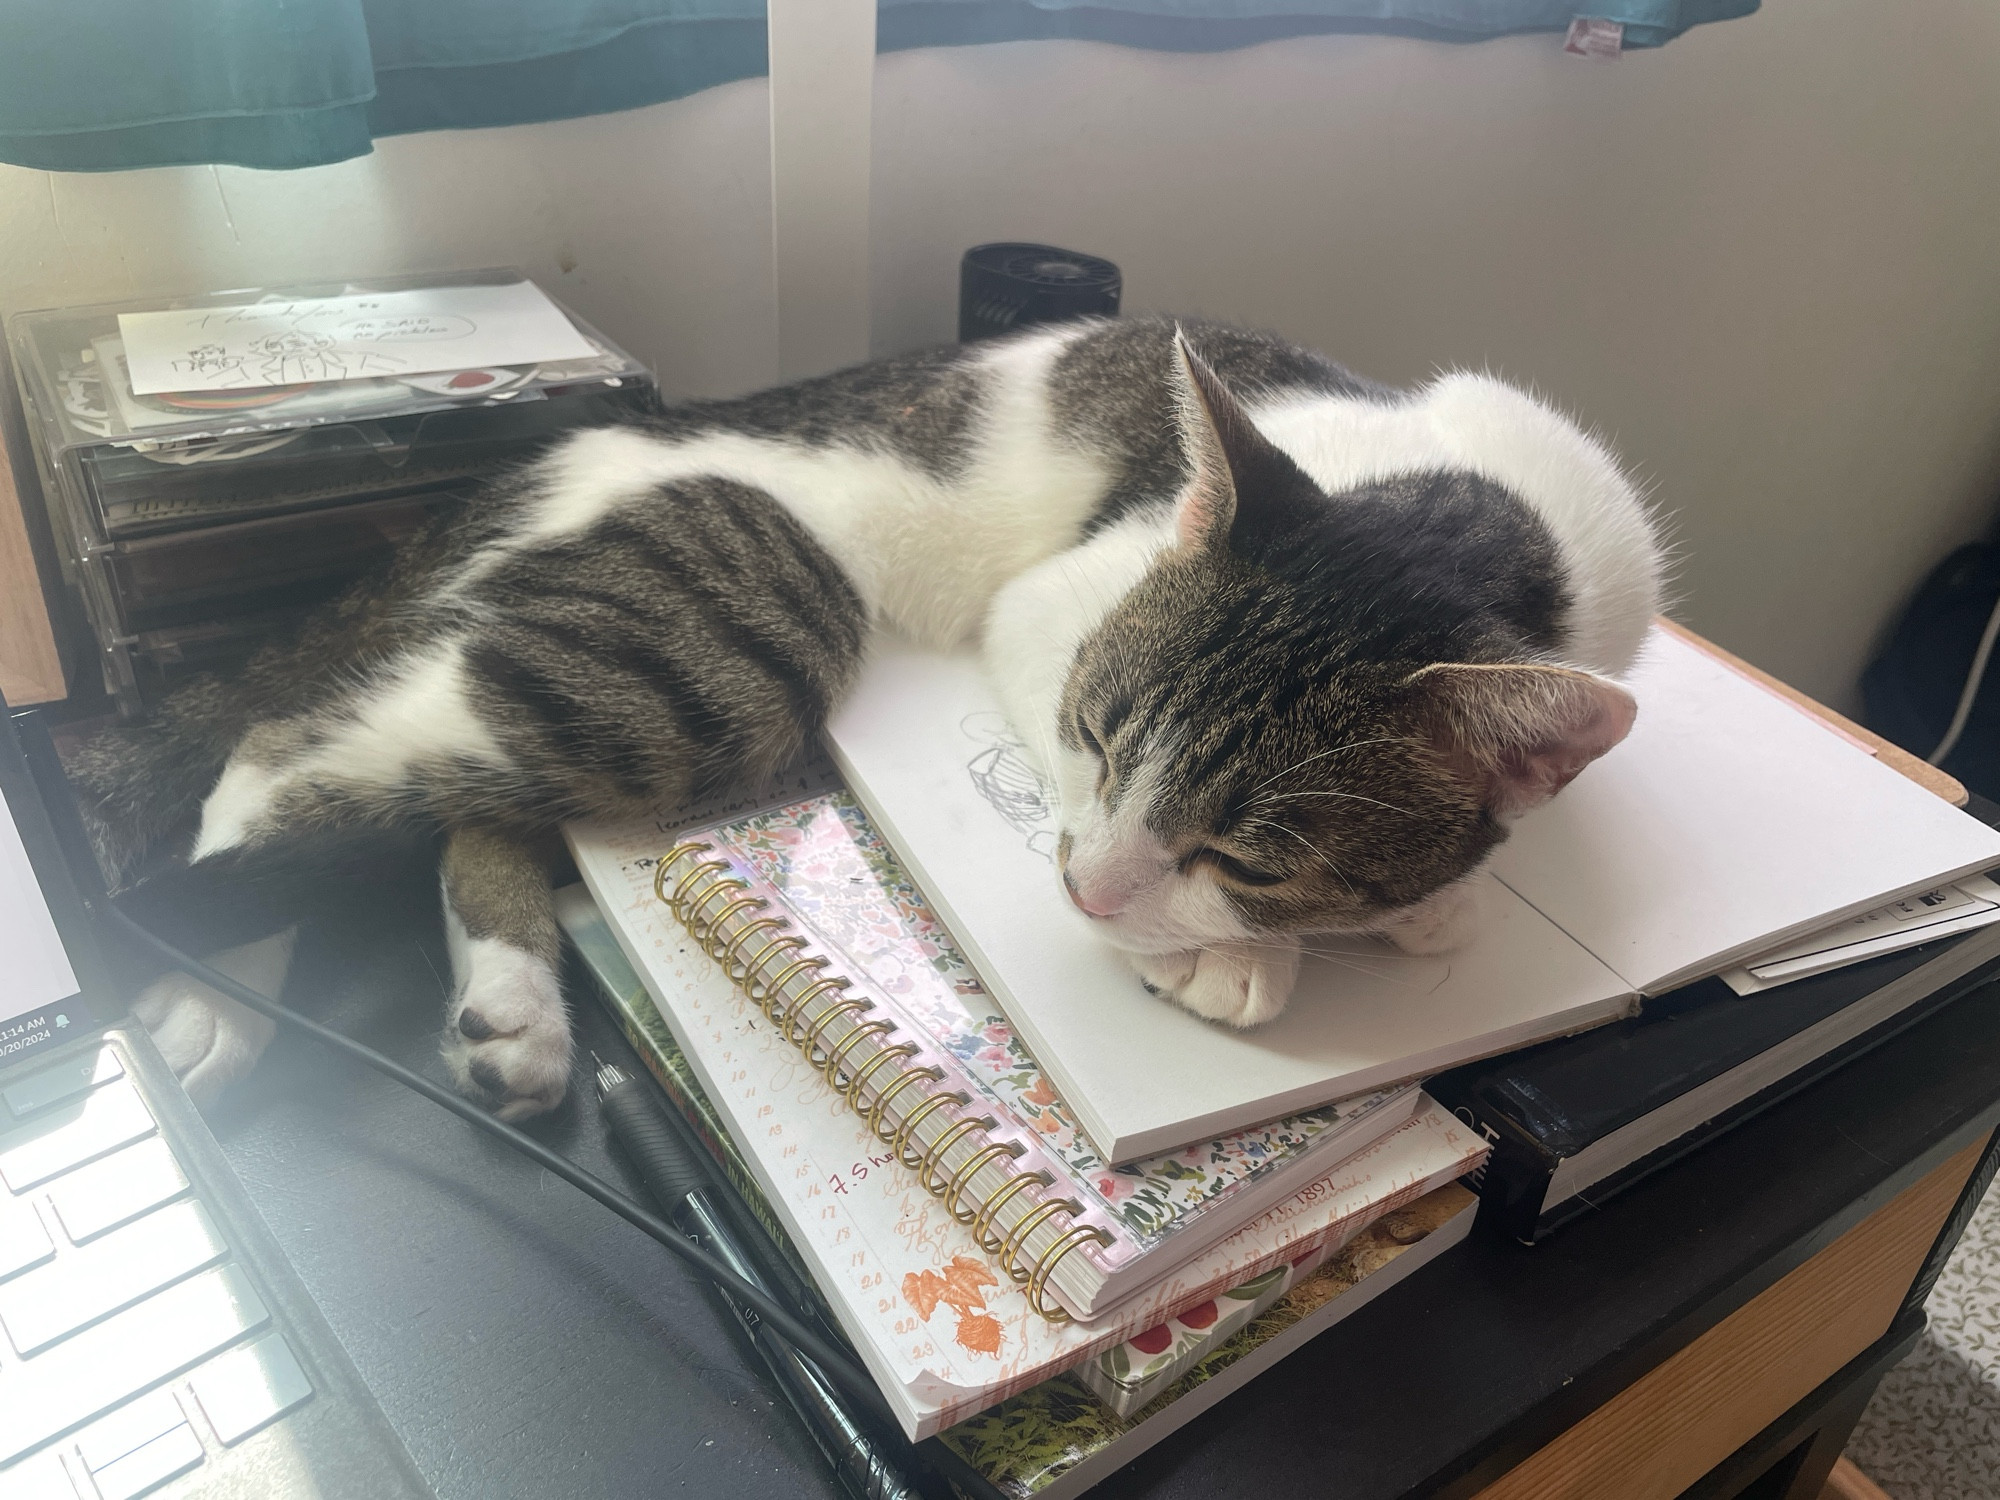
[961,713,1057,861]
[903,1254,1005,1357]
[117,282,595,396]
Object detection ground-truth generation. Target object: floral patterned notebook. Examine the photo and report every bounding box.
[569,802,1482,1432]
[940,1183,1477,1500]
[568,780,1431,1326]
[665,790,1415,1311]
[556,876,1480,1464]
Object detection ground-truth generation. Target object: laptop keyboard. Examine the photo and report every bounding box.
[0,1043,317,1499]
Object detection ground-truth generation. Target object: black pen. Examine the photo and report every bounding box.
[591,1054,927,1500]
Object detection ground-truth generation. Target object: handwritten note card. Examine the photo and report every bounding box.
[116,282,596,395]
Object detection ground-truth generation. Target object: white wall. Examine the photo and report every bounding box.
[870,0,2000,710]
[0,81,778,399]
[5,0,2000,709]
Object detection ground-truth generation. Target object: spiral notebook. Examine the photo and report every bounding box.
[565,785,1432,1324]
[565,800,1482,1437]
[555,877,1480,1471]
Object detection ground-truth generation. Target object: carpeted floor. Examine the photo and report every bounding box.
[1847,1177,2000,1498]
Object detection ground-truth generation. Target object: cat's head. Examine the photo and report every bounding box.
[1043,334,1637,960]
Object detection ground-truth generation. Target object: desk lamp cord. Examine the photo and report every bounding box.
[100,901,898,1428]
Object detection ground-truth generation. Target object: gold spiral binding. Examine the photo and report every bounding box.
[800,997,871,1066]
[667,858,729,910]
[970,1170,1051,1254]
[763,952,827,1003]
[742,940,808,1009]
[1024,1225,1114,1322]
[916,1116,994,1196]
[998,1197,1082,1284]
[782,975,851,1048]
[666,853,727,906]
[889,1091,969,1169]
[743,931,805,980]
[699,896,766,960]
[687,879,751,929]
[942,1141,1024,1224]
[652,840,1111,1323]
[867,1064,945,1140]
[719,917,786,976]
[657,839,711,879]
[823,1018,896,1090]
[656,847,718,904]
[844,1042,918,1110]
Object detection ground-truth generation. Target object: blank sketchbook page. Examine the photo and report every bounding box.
[1488,628,2000,995]
[827,637,1633,1162]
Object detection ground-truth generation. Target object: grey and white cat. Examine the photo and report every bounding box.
[72,316,1662,1120]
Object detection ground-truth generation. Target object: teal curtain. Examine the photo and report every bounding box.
[0,0,1757,174]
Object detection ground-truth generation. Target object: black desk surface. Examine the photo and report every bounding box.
[197,874,2000,1500]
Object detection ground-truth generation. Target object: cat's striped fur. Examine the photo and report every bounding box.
[72,316,1661,1116]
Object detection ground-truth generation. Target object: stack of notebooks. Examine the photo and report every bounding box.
[563,622,2000,1462]
[566,778,1486,1440]
[559,886,1478,1497]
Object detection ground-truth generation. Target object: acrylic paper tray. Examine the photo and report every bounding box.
[6,268,648,458]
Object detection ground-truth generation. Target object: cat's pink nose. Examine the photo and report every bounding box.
[1063,869,1124,919]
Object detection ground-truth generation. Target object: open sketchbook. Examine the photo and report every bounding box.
[567,795,1426,1322]
[826,625,2000,1161]
[564,825,1482,1436]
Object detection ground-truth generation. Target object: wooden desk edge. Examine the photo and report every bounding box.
[0,375,65,707]
[1469,1137,1988,1500]
[1657,618,1966,808]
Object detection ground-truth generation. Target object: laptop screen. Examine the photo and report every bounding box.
[1,781,83,1047]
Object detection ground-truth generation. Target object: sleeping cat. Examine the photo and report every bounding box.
[70,316,1662,1120]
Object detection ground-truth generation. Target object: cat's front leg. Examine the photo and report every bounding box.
[440,826,571,1122]
[1377,876,1486,956]
[1129,937,1302,1028]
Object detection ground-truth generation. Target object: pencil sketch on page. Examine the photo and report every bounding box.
[962,713,1058,861]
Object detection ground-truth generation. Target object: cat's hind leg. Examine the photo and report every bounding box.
[439,826,571,1121]
[130,929,293,1106]
[65,675,256,890]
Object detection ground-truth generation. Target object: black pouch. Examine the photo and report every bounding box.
[1863,542,2000,801]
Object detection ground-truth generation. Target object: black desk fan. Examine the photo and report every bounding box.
[958,243,1121,343]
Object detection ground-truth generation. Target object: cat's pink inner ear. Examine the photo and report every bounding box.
[1171,330,1238,550]
[1412,662,1638,817]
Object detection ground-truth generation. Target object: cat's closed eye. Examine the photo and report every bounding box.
[1187,848,1289,887]
[1076,717,1112,787]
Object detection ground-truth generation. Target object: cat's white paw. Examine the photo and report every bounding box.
[1379,877,1486,956]
[442,938,571,1122]
[1130,940,1301,1028]
[131,930,293,1106]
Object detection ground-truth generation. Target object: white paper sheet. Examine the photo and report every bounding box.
[1721,875,2000,994]
[1488,629,2000,994]
[116,283,595,395]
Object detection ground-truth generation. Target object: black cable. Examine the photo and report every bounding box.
[101,901,897,1429]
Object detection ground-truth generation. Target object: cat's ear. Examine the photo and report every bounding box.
[1406,662,1637,818]
[1170,329,1305,552]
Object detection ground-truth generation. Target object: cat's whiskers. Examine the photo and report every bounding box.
[1250,787,1421,819]
[1182,936,1430,990]
[1235,815,1361,902]
[1239,737,1421,797]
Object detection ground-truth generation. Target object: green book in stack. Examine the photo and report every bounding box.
[556,883,1476,1500]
